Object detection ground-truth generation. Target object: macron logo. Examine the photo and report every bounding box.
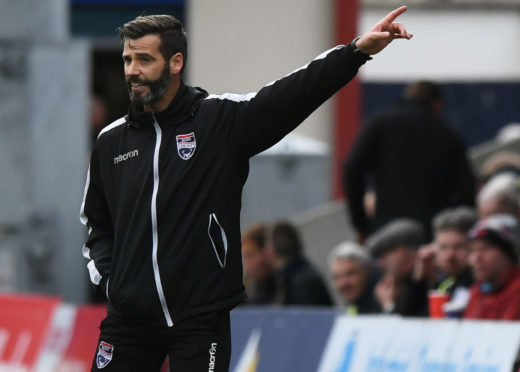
[114,149,139,165]
[208,342,217,372]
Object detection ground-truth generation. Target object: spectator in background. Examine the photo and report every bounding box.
[343,81,475,242]
[328,241,380,314]
[413,207,478,314]
[241,224,276,305]
[464,214,520,320]
[479,150,520,187]
[477,172,520,218]
[495,122,520,144]
[90,94,110,146]
[271,221,332,306]
[367,218,428,316]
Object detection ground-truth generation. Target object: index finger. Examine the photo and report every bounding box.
[381,5,408,24]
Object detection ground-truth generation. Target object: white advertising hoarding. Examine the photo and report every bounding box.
[318,315,520,372]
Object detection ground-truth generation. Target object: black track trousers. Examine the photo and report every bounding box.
[91,310,231,372]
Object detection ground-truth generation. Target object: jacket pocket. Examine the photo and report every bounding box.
[208,213,228,268]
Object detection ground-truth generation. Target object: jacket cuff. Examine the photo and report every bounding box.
[349,37,372,62]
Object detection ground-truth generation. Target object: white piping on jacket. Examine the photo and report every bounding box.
[152,118,174,327]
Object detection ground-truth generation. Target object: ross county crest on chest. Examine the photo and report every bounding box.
[176,132,196,160]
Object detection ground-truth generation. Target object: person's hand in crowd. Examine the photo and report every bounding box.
[413,243,437,283]
[375,272,399,313]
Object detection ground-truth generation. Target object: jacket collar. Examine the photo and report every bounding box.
[126,82,208,128]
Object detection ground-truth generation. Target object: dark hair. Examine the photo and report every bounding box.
[433,207,479,235]
[271,221,303,259]
[118,15,187,74]
[403,80,443,107]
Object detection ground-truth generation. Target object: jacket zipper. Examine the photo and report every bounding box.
[152,117,174,327]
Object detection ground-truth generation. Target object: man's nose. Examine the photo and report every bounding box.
[126,61,139,77]
[470,251,482,263]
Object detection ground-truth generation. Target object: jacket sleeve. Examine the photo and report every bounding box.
[79,146,113,296]
[223,40,371,157]
[497,284,520,320]
[498,300,520,320]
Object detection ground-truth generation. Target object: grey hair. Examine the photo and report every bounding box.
[328,241,371,268]
[477,173,520,213]
[366,219,425,258]
[433,206,478,235]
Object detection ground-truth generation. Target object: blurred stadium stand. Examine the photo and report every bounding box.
[0,0,88,302]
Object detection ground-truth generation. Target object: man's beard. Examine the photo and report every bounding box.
[126,64,171,105]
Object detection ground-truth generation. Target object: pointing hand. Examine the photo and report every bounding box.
[356,6,413,55]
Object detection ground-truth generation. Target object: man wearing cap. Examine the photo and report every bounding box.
[464,214,520,320]
[367,218,429,316]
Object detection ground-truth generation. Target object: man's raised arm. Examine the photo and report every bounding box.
[222,6,413,158]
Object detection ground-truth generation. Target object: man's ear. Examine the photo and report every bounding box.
[170,52,184,75]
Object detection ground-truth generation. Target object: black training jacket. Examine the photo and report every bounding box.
[80,41,370,327]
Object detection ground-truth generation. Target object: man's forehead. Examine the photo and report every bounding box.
[437,229,467,241]
[471,239,497,250]
[334,258,362,269]
[123,34,161,53]
[242,240,262,253]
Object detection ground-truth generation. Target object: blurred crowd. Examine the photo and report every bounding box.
[240,81,520,322]
[241,163,520,321]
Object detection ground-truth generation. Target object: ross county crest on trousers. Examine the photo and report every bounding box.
[96,341,114,369]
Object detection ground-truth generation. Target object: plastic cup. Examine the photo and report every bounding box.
[428,291,450,318]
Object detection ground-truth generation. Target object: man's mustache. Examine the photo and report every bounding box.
[126,77,147,85]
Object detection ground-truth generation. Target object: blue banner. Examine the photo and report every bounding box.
[230,307,338,372]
